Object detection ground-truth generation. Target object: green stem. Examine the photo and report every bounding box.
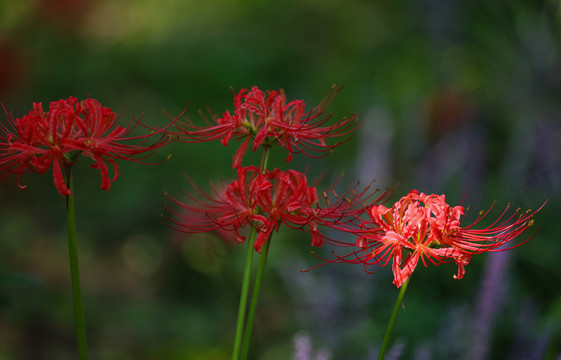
[232,229,257,360]
[232,145,272,359]
[377,277,410,360]
[240,235,272,360]
[260,144,271,170]
[65,168,89,359]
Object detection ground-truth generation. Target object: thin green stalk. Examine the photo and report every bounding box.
[232,229,257,360]
[377,277,410,360]
[260,144,271,170]
[65,169,89,360]
[240,234,272,360]
[232,145,272,360]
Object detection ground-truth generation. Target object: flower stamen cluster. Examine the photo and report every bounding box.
[0,97,174,195]
[166,166,365,252]
[174,85,358,168]
[330,190,540,287]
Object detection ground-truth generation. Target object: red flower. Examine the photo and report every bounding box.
[174,85,358,168]
[1,97,174,196]
[165,166,378,252]
[332,190,542,288]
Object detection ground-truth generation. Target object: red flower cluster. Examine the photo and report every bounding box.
[166,166,368,252]
[0,97,173,196]
[166,86,394,253]
[338,190,540,287]
[174,85,358,168]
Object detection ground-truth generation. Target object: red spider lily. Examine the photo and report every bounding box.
[327,190,543,288]
[164,166,383,252]
[173,85,359,168]
[0,97,174,196]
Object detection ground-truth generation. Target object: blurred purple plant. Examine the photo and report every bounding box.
[470,251,511,360]
[292,331,332,360]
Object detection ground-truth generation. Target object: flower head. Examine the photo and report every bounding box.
[165,166,379,252]
[331,190,542,287]
[174,85,358,168]
[0,97,174,195]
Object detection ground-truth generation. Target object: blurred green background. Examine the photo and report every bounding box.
[0,0,560,359]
